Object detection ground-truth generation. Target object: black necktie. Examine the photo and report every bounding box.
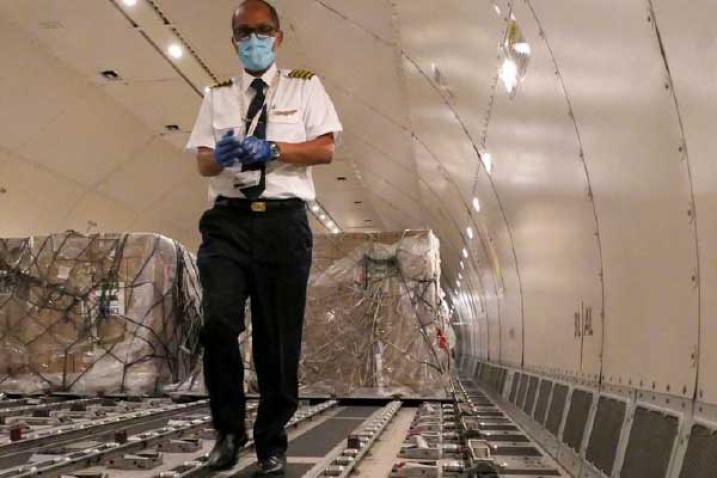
[239,78,267,199]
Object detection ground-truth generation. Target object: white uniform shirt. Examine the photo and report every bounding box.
[186,63,342,202]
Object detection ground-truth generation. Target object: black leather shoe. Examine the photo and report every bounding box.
[256,454,287,475]
[206,432,248,470]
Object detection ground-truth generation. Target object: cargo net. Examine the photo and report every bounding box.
[300,230,452,398]
[0,232,202,395]
[170,229,454,399]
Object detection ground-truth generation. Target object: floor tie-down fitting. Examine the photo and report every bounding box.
[389,376,568,477]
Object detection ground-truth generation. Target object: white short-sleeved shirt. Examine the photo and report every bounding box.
[186,63,342,202]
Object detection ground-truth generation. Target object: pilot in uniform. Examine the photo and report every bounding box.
[185,0,342,474]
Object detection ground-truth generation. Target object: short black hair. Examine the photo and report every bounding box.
[236,0,281,30]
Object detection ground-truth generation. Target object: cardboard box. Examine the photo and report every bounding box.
[0,232,202,395]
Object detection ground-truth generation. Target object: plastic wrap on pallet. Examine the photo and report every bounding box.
[169,230,452,399]
[0,232,202,395]
[300,230,450,398]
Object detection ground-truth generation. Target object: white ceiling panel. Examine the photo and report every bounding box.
[96,136,195,212]
[0,0,178,82]
[129,210,200,251]
[0,16,88,151]
[157,0,239,78]
[150,175,212,232]
[63,191,139,235]
[19,88,154,188]
[0,151,85,237]
[100,79,201,135]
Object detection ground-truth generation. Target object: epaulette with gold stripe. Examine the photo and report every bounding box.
[210,79,233,89]
[287,69,315,80]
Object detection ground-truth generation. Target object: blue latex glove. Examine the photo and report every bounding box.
[240,136,273,165]
[213,130,246,168]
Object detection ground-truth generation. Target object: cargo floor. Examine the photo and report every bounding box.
[0,400,409,478]
[287,408,379,457]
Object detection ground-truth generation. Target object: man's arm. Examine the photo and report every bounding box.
[198,133,335,175]
[276,133,335,166]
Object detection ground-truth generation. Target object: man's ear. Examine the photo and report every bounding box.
[274,31,284,49]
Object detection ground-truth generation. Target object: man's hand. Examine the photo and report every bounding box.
[213,130,245,168]
[240,136,273,165]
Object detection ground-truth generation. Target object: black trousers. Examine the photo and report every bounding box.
[196,199,312,460]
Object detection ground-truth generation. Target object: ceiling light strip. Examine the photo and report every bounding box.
[108,0,216,96]
[135,30,205,96]
[309,201,342,234]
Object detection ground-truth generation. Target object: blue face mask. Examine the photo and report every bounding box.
[237,34,276,72]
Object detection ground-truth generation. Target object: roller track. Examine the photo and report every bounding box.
[0,386,566,477]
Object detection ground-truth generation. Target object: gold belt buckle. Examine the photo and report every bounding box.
[250,201,267,212]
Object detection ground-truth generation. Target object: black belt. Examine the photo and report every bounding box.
[214,195,306,213]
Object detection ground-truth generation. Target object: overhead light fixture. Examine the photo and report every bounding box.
[458,273,463,280]
[472,197,481,213]
[500,18,530,98]
[499,58,518,94]
[482,153,493,174]
[462,248,468,258]
[466,227,474,239]
[307,200,342,234]
[167,43,184,59]
[460,261,465,270]
[513,42,531,55]
[456,280,461,288]
[122,0,138,6]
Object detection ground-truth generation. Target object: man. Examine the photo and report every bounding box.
[185,0,342,474]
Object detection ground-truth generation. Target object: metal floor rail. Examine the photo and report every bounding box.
[0,386,565,478]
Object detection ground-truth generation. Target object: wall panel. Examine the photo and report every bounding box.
[531,0,699,396]
[487,1,603,376]
[652,0,717,404]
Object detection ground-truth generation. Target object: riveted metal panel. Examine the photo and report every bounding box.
[486,0,602,378]
[651,0,717,406]
[528,0,698,396]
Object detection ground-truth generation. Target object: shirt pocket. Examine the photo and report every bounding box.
[211,95,243,142]
[267,110,306,143]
